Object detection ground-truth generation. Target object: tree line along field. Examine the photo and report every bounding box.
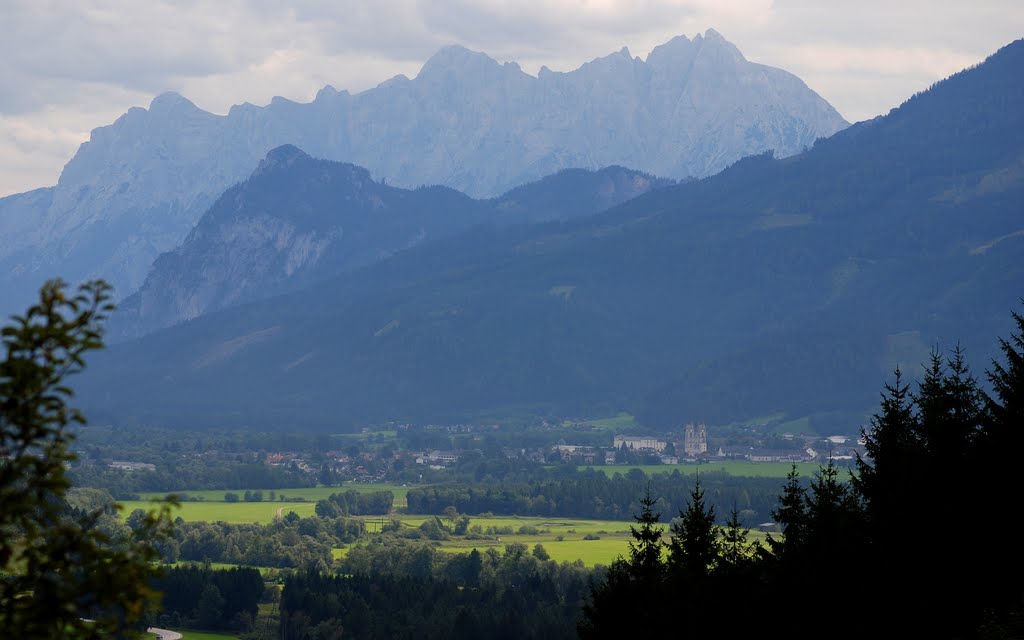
[136,483,413,505]
[125,489,689,567]
[330,515,639,566]
[121,464,798,527]
[578,460,814,478]
[380,515,768,566]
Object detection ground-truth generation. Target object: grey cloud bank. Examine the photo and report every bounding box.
[1,1,1022,196]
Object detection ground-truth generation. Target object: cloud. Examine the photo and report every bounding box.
[1,0,1022,196]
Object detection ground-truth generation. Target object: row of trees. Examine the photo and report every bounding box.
[282,540,595,639]
[70,458,318,498]
[580,308,1024,638]
[405,470,783,522]
[147,565,264,633]
[144,513,365,568]
[314,489,395,517]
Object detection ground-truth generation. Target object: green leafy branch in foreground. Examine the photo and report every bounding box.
[0,279,177,639]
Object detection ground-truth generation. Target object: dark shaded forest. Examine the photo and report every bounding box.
[405,470,783,522]
[278,308,1024,639]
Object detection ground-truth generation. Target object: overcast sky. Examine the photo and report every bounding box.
[1,0,1021,197]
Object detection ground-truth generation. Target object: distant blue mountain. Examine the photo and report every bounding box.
[0,30,845,322]
[110,149,670,338]
[79,39,1023,433]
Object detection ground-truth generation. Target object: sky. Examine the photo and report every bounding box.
[1,0,1022,197]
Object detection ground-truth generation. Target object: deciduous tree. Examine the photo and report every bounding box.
[0,279,175,639]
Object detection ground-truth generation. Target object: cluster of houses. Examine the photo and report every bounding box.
[548,424,711,465]
[414,450,460,469]
[107,460,156,472]
[549,424,864,466]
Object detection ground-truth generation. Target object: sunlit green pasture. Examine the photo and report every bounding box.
[336,513,770,567]
[437,534,632,566]
[578,460,812,478]
[137,482,411,507]
[167,560,280,576]
[120,499,317,524]
[335,514,643,566]
[124,482,412,523]
[563,412,638,430]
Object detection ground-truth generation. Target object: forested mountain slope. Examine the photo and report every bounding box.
[81,39,1023,432]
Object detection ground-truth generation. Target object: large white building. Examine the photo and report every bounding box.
[613,435,667,453]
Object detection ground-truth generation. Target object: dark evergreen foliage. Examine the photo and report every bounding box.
[574,303,1024,638]
[314,489,394,516]
[284,541,591,640]
[578,487,665,639]
[149,565,263,633]
[405,469,782,521]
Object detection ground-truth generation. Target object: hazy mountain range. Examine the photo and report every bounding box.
[0,30,847,320]
[110,150,669,338]
[79,39,1024,434]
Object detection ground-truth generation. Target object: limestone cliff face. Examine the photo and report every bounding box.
[109,147,671,338]
[0,30,846,317]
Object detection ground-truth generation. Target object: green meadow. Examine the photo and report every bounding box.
[335,515,637,566]
[138,483,411,506]
[121,499,317,524]
[169,561,279,576]
[124,483,413,523]
[121,486,775,566]
[563,412,638,430]
[335,514,770,567]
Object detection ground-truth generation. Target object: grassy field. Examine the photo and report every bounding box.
[578,460,812,478]
[121,499,318,524]
[564,412,638,430]
[137,507,768,567]
[125,483,413,523]
[168,561,281,575]
[335,515,638,566]
[334,513,771,566]
[138,483,411,506]
[177,632,238,640]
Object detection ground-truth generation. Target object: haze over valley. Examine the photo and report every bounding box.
[2,6,1022,638]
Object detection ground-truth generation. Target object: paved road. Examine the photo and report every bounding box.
[147,628,183,640]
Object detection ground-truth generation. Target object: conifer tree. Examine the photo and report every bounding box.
[579,486,665,639]
[977,306,1024,633]
[766,465,807,563]
[627,484,664,581]
[719,506,753,572]
[666,478,719,580]
[853,367,920,525]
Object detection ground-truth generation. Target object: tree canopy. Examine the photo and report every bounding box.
[0,279,175,639]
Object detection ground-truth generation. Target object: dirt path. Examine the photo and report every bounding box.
[147,628,183,640]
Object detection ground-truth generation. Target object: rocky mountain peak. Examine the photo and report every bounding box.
[0,30,851,321]
[694,28,746,62]
[148,91,200,114]
[253,144,312,176]
[417,44,502,79]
